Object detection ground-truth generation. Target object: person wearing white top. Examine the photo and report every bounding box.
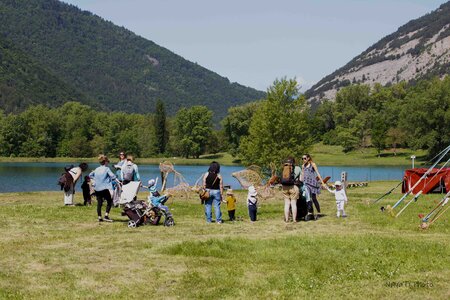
[64,163,88,206]
[325,181,348,218]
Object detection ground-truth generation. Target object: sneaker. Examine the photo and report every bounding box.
[216,220,223,224]
[104,216,113,222]
[342,215,348,218]
[98,218,104,222]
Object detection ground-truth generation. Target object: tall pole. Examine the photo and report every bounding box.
[411,155,416,169]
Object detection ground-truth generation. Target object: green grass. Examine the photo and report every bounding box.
[0,144,429,167]
[0,182,449,299]
[0,152,239,166]
[312,143,428,166]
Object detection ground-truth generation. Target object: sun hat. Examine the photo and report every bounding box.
[248,185,257,197]
[334,180,342,186]
[226,189,233,195]
[148,179,156,187]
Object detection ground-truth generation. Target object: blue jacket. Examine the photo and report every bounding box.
[148,185,168,206]
[114,159,126,181]
[89,165,117,192]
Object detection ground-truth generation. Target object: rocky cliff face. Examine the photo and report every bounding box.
[306,2,450,101]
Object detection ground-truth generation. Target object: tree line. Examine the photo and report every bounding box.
[0,100,222,159]
[223,76,450,166]
[0,76,448,166]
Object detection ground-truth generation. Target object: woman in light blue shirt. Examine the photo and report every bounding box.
[89,155,120,222]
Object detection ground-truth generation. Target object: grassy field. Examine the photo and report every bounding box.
[0,144,428,167]
[311,144,428,166]
[0,182,449,299]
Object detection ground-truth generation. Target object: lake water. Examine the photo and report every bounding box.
[0,162,407,193]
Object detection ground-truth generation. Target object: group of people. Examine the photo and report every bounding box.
[281,154,348,223]
[201,161,258,224]
[62,152,348,224]
[62,152,142,222]
[201,154,348,224]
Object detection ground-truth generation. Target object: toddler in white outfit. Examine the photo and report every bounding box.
[326,181,348,217]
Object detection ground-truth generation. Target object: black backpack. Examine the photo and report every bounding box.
[281,158,296,185]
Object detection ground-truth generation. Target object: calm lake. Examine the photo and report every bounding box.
[0,162,407,193]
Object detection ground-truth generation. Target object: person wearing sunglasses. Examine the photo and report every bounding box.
[301,154,326,220]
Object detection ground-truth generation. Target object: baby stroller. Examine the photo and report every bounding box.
[120,181,175,228]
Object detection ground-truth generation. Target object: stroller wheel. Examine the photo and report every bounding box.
[164,217,175,227]
[128,220,137,228]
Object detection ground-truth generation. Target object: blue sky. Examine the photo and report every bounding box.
[63,0,446,91]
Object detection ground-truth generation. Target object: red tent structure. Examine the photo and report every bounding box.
[402,168,450,194]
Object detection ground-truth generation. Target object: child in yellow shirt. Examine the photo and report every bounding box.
[225,189,237,221]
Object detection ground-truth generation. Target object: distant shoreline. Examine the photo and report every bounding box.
[0,156,421,167]
[0,144,426,167]
[0,154,240,166]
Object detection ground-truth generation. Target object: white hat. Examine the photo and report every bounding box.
[248,185,258,197]
[148,179,156,187]
[334,181,342,186]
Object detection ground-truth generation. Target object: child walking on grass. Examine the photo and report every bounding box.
[325,181,348,217]
[247,185,258,222]
[81,176,93,206]
[225,189,237,221]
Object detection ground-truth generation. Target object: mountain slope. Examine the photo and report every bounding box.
[0,35,93,113]
[306,1,450,101]
[0,0,265,119]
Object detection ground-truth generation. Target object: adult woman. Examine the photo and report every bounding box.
[89,155,120,222]
[202,161,224,224]
[112,151,126,206]
[301,154,326,220]
[120,155,141,184]
[281,157,300,223]
[113,151,127,181]
[64,163,88,206]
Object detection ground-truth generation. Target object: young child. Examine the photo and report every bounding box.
[247,185,258,222]
[146,178,172,217]
[225,189,237,221]
[325,181,348,218]
[81,176,92,206]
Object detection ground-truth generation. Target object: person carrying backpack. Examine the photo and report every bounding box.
[281,157,300,223]
[120,155,141,185]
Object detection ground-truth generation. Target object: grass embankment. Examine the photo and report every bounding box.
[0,182,449,299]
[0,153,238,166]
[0,144,428,167]
[311,144,428,166]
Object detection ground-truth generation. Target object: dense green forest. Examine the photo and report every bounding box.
[0,76,448,165]
[0,0,264,120]
[0,36,93,112]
